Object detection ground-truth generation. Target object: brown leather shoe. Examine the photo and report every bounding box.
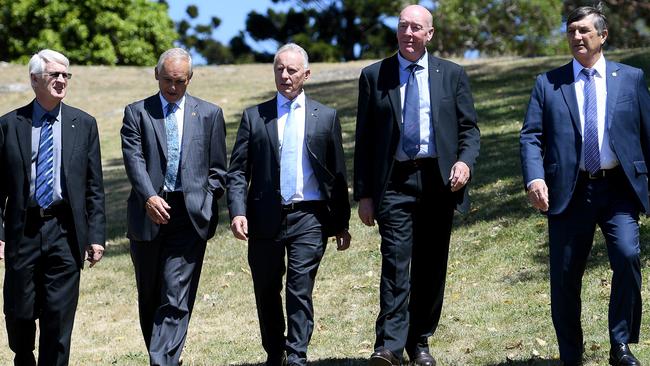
[609,344,640,366]
[369,348,400,366]
[410,351,436,366]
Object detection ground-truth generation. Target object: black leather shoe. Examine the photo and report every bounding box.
[410,351,436,366]
[266,351,288,366]
[369,348,400,366]
[610,344,640,366]
[563,361,582,366]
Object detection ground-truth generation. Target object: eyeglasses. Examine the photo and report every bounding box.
[42,72,72,80]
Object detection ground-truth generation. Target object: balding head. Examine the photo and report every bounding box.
[397,5,434,62]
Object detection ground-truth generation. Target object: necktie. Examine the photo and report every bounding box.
[582,68,600,174]
[164,103,181,191]
[35,113,55,208]
[402,63,421,159]
[281,101,300,202]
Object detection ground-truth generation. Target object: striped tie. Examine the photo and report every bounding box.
[582,68,600,174]
[402,63,421,159]
[164,103,180,191]
[281,101,299,201]
[35,113,55,208]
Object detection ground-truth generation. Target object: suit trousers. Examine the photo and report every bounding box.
[4,205,80,366]
[130,194,206,366]
[248,203,328,366]
[375,159,455,360]
[548,172,642,363]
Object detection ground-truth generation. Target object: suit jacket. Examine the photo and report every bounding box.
[0,101,106,268]
[354,53,480,213]
[227,96,350,239]
[121,93,227,242]
[520,60,650,215]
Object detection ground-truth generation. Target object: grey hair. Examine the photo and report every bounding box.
[28,49,69,76]
[567,4,608,36]
[156,48,193,75]
[274,43,309,70]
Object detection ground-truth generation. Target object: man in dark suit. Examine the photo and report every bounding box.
[354,5,480,366]
[228,43,351,366]
[520,5,648,366]
[0,49,106,366]
[121,48,227,366]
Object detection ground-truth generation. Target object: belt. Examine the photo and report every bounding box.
[160,191,184,201]
[26,204,69,220]
[579,166,623,180]
[394,158,437,170]
[281,200,325,213]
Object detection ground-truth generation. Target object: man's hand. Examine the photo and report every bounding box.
[146,195,171,224]
[335,230,351,251]
[0,240,4,260]
[527,180,549,212]
[85,244,104,268]
[449,161,470,192]
[358,198,375,226]
[231,216,249,240]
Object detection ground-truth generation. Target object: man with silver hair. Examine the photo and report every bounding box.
[228,43,351,366]
[0,49,106,365]
[121,47,227,366]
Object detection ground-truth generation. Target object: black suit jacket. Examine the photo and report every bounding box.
[227,96,350,239]
[121,93,227,242]
[354,53,480,213]
[0,101,106,267]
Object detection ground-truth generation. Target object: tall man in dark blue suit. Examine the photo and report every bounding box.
[520,6,649,366]
[355,5,479,366]
[121,48,227,366]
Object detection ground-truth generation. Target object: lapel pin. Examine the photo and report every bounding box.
[612,72,617,77]
[71,124,75,128]
[192,112,197,116]
[436,69,440,73]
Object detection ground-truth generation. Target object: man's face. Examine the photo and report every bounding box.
[397,6,434,62]
[274,50,310,100]
[32,61,68,106]
[155,58,192,103]
[567,14,607,66]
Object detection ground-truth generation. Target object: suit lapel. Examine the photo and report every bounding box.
[385,54,403,133]
[304,97,318,146]
[428,55,442,136]
[15,103,34,182]
[605,61,622,131]
[145,95,168,160]
[60,103,79,179]
[559,62,581,135]
[263,98,281,165]
[180,94,198,167]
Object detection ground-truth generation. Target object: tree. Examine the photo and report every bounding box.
[0,0,178,65]
[175,4,238,64]
[563,0,650,50]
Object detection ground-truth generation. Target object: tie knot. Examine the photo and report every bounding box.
[407,63,420,73]
[285,100,299,110]
[166,103,177,116]
[581,68,596,78]
[42,113,55,124]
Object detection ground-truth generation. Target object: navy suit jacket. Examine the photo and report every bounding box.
[520,60,650,215]
[354,53,480,213]
[0,101,106,268]
[121,93,227,242]
[227,96,350,239]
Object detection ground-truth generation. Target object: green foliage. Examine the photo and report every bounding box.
[0,0,178,65]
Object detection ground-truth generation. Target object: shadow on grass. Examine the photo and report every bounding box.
[484,359,562,366]
[233,358,368,366]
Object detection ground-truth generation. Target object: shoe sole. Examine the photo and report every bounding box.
[369,356,396,366]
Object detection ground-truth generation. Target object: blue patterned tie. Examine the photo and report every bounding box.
[35,113,55,208]
[281,101,299,201]
[582,68,600,174]
[164,103,181,191]
[402,63,421,159]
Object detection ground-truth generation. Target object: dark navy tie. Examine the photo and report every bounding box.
[402,63,421,159]
[35,113,55,208]
[164,103,180,191]
[582,68,600,174]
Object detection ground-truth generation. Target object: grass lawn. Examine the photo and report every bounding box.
[0,48,649,365]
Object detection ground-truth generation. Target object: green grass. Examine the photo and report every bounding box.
[1,49,649,365]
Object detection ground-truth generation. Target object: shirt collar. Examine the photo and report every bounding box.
[572,54,606,80]
[32,100,61,126]
[277,90,305,110]
[397,50,428,72]
[159,92,186,114]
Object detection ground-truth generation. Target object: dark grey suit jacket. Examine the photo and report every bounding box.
[121,93,227,242]
[0,101,106,268]
[227,96,350,239]
[354,53,480,213]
